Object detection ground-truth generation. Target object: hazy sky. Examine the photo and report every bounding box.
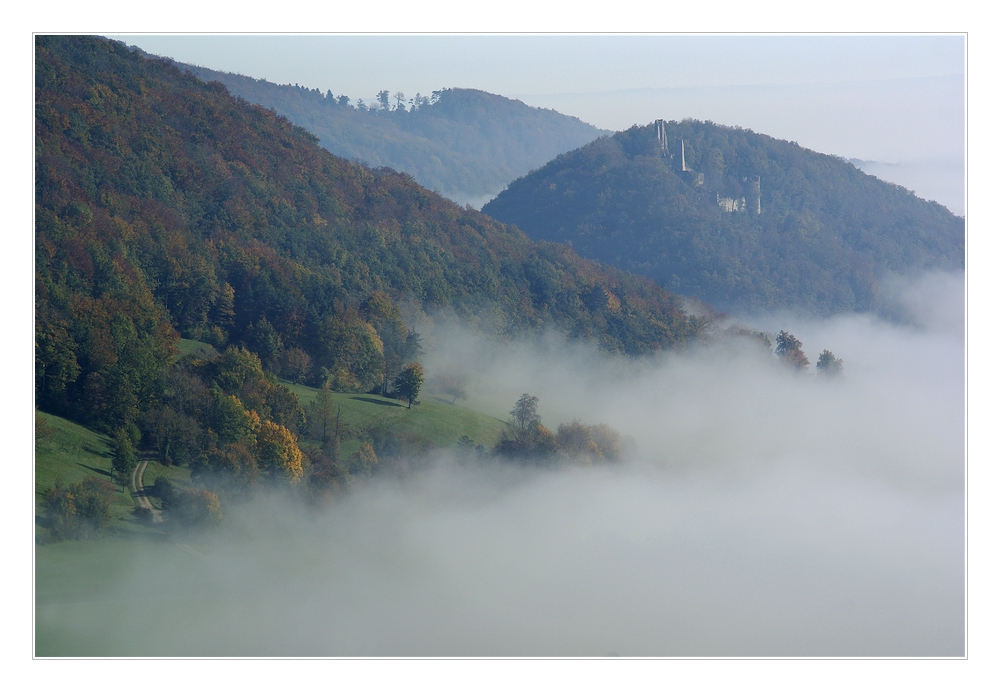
[109,35,963,100]
[108,35,966,213]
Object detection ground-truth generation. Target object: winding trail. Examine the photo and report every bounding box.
[131,458,163,523]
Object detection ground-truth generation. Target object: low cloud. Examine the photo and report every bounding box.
[36,272,965,657]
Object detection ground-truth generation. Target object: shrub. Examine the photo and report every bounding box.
[41,476,116,540]
[173,488,222,528]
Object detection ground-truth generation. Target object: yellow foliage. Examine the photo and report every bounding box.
[606,292,621,312]
[256,419,304,483]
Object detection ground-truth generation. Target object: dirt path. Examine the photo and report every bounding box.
[131,459,163,523]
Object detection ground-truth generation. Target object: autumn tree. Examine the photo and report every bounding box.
[556,419,599,463]
[41,476,116,540]
[362,291,410,396]
[205,347,305,432]
[555,420,623,464]
[173,488,223,528]
[316,314,384,393]
[200,441,260,496]
[210,388,257,446]
[256,419,304,484]
[816,349,844,377]
[775,330,810,370]
[394,362,425,409]
[41,479,78,540]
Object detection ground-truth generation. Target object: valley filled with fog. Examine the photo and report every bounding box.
[36,272,964,656]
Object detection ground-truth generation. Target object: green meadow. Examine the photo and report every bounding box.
[282,380,506,457]
[36,341,508,541]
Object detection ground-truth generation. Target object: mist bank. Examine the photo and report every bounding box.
[36,272,965,657]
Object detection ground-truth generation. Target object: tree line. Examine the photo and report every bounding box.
[166,52,607,206]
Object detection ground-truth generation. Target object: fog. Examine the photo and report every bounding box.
[35,272,965,657]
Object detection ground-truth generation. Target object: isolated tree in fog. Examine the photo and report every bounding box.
[394,362,425,409]
[510,393,540,431]
[816,349,844,377]
[775,330,810,370]
[432,371,469,405]
[495,394,557,462]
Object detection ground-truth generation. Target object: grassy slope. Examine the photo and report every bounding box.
[176,338,219,360]
[34,413,130,517]
[283,380,507,456]
[35,365,504,518]
[34,412,194,526]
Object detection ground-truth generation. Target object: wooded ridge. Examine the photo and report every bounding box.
[483,120,965,315]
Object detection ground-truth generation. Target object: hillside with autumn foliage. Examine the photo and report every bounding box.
[35,36,700,480]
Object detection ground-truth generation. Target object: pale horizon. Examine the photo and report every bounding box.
[109,34,966,214]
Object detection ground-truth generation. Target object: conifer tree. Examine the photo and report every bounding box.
[111,428,138,492]
[775,331,810,371]
[816,349,844,377]
[394,363,425,409]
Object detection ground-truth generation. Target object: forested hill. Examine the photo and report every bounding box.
[157,57,608,208]
[483,120,965,315]
[35,36,699,433]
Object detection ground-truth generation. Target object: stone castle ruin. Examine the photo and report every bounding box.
[654,120,760,214]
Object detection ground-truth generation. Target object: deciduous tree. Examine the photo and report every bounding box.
[556,419,599,463]
[431,371,469,405]
[775,330,810,370]
[256,419,304,484]
[510,393,540,431]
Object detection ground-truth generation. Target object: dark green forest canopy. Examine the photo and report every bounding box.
[163,57,608,207]
[483,120,965,315]
[35,36,699,431]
